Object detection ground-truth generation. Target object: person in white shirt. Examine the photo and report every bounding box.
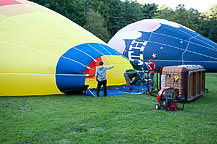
[95,61,114,97]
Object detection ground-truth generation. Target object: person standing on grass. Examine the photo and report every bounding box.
[146,59,155,91]
[95,61,114,97]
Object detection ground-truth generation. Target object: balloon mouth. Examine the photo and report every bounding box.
[60,85,89,95]
[55,43,119,93]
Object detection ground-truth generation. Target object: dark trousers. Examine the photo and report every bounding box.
[124,72,131,91]
[149,73,155,87]
[96,80,107,97]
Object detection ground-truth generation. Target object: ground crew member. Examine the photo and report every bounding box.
[124,69,139,92]
[95,61,114,97]
[146,59,155,91]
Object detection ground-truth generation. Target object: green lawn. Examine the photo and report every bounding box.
[0,73,217,144]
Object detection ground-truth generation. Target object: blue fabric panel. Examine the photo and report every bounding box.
[82,43,111,56]
[56,76,85,90]
[123,32,150,58]
[183,51,216,61]
[89,43,118,55]
[155,61,182,68]
[187,43,217,59]
[150,33,188,50]
[190,36,217,51]
[155,24,192,40]
[139,32,151,40]
[179,26,198,37]
[143,42,184,60]
[90,85,148,97]
[56,56,88,74]
[124,39,133,52]
[123,39,142,58]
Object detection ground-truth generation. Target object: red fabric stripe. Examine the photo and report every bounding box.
[83,57,102,78]
[0,0,21,6]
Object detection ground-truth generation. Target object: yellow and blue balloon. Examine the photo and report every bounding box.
[0,0,133,96]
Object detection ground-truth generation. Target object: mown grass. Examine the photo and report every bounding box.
[0,73,217,144]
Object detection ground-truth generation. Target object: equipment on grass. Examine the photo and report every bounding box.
[161,65,207,102]
[155,76,185,111]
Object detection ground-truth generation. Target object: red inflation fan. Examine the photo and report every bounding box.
[155,76,185,111]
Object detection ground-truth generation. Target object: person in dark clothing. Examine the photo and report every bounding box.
[124,69,139,92]
[95,61,114,97]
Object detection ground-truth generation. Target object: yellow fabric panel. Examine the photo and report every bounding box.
[86,55,133,88]
[0,14,71,58]
[0,41,57,73]
[0,74,63,96]
[0,42,28,73]
[0,40,62,96]
[17,1,104,47]
[0,14,62,95]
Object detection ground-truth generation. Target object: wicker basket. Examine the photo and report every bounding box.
[161,65,206,102]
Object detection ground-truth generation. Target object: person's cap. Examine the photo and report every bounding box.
[99,61,103,65]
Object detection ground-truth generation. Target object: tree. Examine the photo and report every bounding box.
[206,5,217,42]
[29,0,86,26]
[155,5,199,33]
[83,9,110,42]
[108,0,145,36]
[154,6,175,21]
[123,0,144,24]
[107,0,125,35]
[141,3,158,19]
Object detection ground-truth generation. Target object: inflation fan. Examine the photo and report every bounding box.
[155,76,185,111]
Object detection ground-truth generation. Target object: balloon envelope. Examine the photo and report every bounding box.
[108,19,217,72]
[0,0,133,96]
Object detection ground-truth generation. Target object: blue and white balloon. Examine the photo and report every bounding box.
[108,19,217,72]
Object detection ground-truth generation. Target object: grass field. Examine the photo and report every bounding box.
[0,73,217,144]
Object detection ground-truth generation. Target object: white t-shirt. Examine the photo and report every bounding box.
[95,65,114,81]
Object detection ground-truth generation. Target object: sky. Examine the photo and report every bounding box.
[135,0,217,12]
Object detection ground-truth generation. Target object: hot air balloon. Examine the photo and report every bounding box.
[0,0,133,96]
[108,19,217,72]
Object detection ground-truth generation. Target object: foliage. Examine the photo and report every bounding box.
[107,0,157,36]
[0,73,217,143]
[154,4,199,32]
[154,4,217,42]
[141,3,158,19]
[83,9,110,42]
[29,0,217,42]
[154,6,175,21]
[107,0,126,35]
[206,5,217,42]
[30,0,87,26]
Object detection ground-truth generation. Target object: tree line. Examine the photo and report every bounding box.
[30,0,217,43]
